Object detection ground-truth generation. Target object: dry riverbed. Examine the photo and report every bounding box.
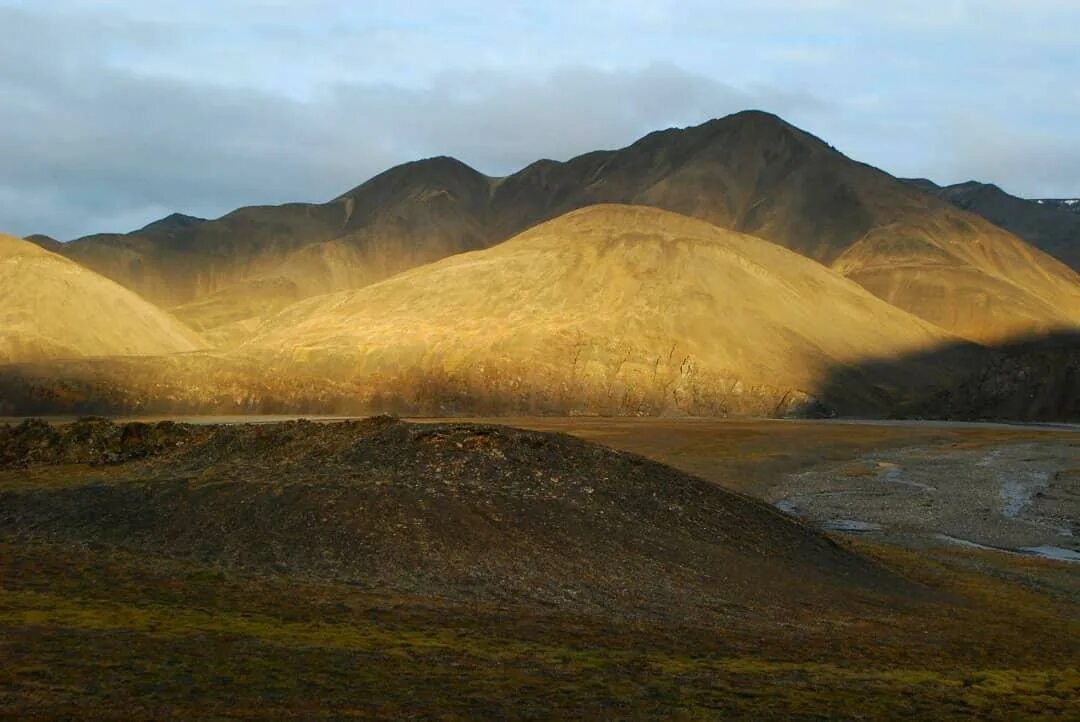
[769,440,1080,563]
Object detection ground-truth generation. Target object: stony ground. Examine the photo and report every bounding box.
[767,441,1079,555]
[0,417,908,626]
[1,416,1078,719]
[483,417,1080,605]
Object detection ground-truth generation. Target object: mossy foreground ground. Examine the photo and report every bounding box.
[1,541,1077,720]
[0,418,1077,719]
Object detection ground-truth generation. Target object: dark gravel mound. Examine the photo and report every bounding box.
[0,417,915,622]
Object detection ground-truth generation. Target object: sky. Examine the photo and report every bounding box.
[2,0,1079,240]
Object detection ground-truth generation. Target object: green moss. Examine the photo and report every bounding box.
[3,585,1078,719]
[2,537,1078,720]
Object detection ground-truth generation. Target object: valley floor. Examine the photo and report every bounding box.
[1,417,1078,719]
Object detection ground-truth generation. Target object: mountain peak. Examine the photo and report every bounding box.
[721,108,790,126]
[23,233,63,252]
[901,178,942,192]
[940,181,1015,204]
[953,180,1002,193]
[687,109,838,157]
[138,212,207,234]
[335,155,487,201]
[697,109,803,136]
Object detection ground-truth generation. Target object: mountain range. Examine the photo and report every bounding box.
[903,178,1080,272]
[46,111,1080,346]
[3,110,1078,419]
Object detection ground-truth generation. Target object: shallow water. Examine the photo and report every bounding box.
[936,533,1079,563]
[935,533,1002,552]
[774,498,800,516]
[1021,545,1080,563]
[822,519,883,534]
[999,471,1050,519]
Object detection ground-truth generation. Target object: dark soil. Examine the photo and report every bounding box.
[0,416,911,624]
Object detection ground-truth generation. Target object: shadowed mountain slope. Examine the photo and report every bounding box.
[0,330,1068,420]
[55,111,1080,345]
[815,330,1080,422]
[23,233,63,253]
[904,179,1080,273]
[243,204,956,416]
[61,202,349,310]
[0,417,915,623]
[0,234,203,364]
[136,212,207,234]
[1039,198,1080,214]
[61,156,497,324]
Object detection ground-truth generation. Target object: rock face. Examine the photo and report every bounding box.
[243,205,954,416]
[904,179,1080,274]
[0,417,912,623]
[0,234,203,363]
[56,111,1080,345]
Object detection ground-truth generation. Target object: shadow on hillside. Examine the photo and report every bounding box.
[810,330,1080,422]
[0,331,1078,422]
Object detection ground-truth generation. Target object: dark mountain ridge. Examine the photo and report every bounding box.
[23,233,63,253]
[1035,198,1080,214]
[53,110,1080,344]
[903,178,1080,272]
[137,212,208,234]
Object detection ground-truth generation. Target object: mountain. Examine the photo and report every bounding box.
[242,205,956,416]
[0,234,203,364]
[487,113,1080,343]
[57,111,1080,345]
[841,330,1080,421]
[61,202,348,310]
[23,233,63,252]
[135,212,207,234]
[1035,198,1080,214]
[161,158,498,345]
[55,157,499,341]
[905,179,1080,272]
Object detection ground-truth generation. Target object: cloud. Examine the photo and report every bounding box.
[933,116,1080,196]
[0,59,823,239]
[1,0,1078,239]
[0,3,825,239]
[335,65,828,173]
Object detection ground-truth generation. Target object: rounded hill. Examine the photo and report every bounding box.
[246,204,953,416]
[0,234,203,363]
[0,417,915,622]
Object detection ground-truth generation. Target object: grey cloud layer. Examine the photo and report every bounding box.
[1,1,1078,239]
[1,12,819,240]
